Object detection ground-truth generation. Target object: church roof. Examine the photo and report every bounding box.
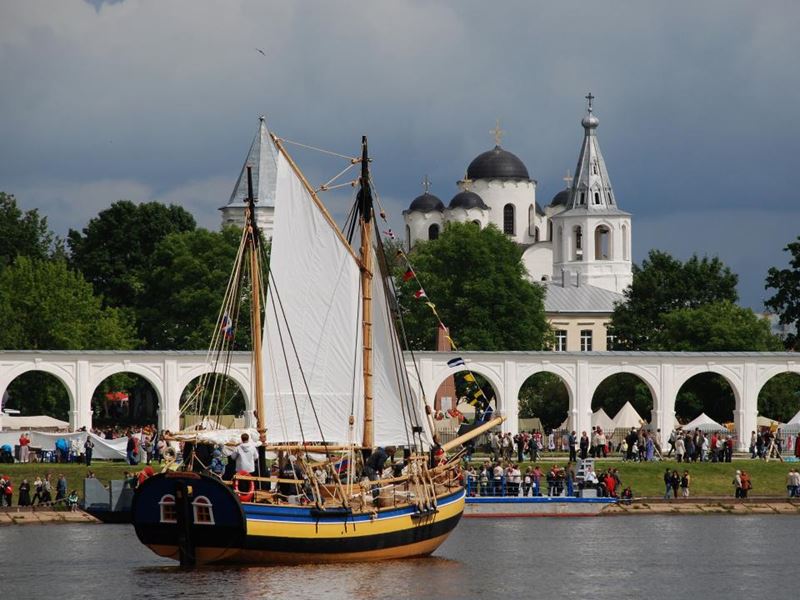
[466,145,530,181]
[543,280,624,314]
[448,190,488,210]
[564,94,619,212]
[408,192,445,213]
[549,188,570,207]
[223,116,278,210]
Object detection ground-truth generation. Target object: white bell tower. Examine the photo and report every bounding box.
[551,94,632,294]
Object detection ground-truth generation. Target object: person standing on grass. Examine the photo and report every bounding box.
[680,470,691,497]
[675,434,685,463]
[670,470,680,499]
[18,478,31,506]
[663,468,672,499]
[740,470,752,498]
[84,436,94,466]
[733,470,743,498]
[56,474,67,502]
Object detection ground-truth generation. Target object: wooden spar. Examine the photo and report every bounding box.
[245,166,267,446]
[269,133,361,264]
[440,415,505,452]
[359,136,374,449]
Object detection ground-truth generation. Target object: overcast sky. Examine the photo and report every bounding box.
[1,0,798,309]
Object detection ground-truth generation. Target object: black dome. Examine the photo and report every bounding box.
[449,190,488,210]
[408,192,444,213]
[467,145,530,181]
[549,189,570,207]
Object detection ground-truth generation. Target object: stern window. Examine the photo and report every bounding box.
[192,495,215,525]
[159,494,177,524]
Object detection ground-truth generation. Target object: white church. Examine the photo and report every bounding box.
[402,96,633,351]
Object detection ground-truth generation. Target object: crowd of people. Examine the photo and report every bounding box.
[0,472,80,510]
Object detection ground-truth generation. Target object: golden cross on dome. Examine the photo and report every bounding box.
[422,174,431,193]
[490,119,505,145]
[585,92,595,112]
[462,172,473,191]
[563,169,573,189]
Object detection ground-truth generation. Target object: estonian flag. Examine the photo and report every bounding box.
[447,357,466,368]
[402,269,414,282]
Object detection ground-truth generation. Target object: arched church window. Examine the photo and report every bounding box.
[405,224,411,252]
[579,192,586,205]
[548,221,553,242]
[428,224,439,241]
[573,226,583,261]
[528,205,536,237]
[594,225,611,260]
[622,224,629,260]
[503,204,515,235]
[534,227,540,242]
[593,163,598,175]
[472,219,481,227]
[593,192,600,205]
[557,227,563,262]
[608,192,614,205]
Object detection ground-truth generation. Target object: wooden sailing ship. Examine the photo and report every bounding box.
[131,126,501,565]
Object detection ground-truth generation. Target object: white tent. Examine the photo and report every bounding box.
[611,402,646,430]
[592,408,615,431]
[784,409,800,432]
[756,415,783,429]
[682,412,727,432]
[0,415,70,431]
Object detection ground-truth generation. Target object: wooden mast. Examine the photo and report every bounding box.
[245,167,268,457]
[359,136,374,449]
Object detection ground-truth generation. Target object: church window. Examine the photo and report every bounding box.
[579,192,586,205]
[556,227,563,262]
[573,226,583,261]
[594,225,611,260]
[192,496,215,525]
[472,219,481,227]
[548,221,553,242]
[428,224,439,241]
[555,330,567,352]
[580,329,593,352]
[503,204,515,235]
[159,494,177,524]
[608,192,614,205]
[622,224,629,260]
[534,226,540,242]
[405,225,411,252]
[593,163,598,175]
[593,192,600,205]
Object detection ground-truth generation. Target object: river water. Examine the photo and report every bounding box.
[3,516,797,599]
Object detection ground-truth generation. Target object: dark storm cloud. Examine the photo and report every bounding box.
[1,1,798,308]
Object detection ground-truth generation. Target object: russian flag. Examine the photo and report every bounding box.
[221,314,234,340]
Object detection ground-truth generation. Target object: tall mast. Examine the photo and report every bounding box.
[359,136,374,449]
[245,166,267,450]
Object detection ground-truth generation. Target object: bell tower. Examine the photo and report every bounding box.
[551,94,632,294]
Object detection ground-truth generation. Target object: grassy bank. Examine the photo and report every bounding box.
[1,457,797,506]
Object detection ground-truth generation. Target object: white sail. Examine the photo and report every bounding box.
[263,151,365,445]
[371,248,433,448]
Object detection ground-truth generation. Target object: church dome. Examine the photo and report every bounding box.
[549,189,570,207]
[408,192,444,213]
[448,190,488,210]
[466,145,530,181]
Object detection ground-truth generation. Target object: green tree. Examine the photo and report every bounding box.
[765,236,800,350]
[758,373,800,423]
[67,200,196,310]
[610,250,738,350]
[652,301,782,351]
[0,257,137,418]
[0,192,54,267]
[518,373,568,430]
[138,227,248,349]
[0,257,137,350]
[397,222,550,351]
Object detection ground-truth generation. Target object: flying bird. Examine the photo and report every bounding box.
[256,48,266,56]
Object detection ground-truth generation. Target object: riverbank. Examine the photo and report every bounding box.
[602,497,800,516]
[0,506,100,525]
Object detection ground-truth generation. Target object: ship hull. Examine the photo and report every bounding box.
[133,472,464,565]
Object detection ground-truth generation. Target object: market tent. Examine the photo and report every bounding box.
[611,402,646,430]
[756,415,784,429]
[682,412,727,432]
[592,408,615,431]
[784,409,800,432]
[519,417,543,432]
[0,415,70,431]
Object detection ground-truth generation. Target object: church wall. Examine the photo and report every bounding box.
[521,243,554,282]
[444,206,490,228]
[470,179,538,245]
[404,210,444,249]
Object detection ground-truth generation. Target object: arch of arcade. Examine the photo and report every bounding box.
[1,350,798,450]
